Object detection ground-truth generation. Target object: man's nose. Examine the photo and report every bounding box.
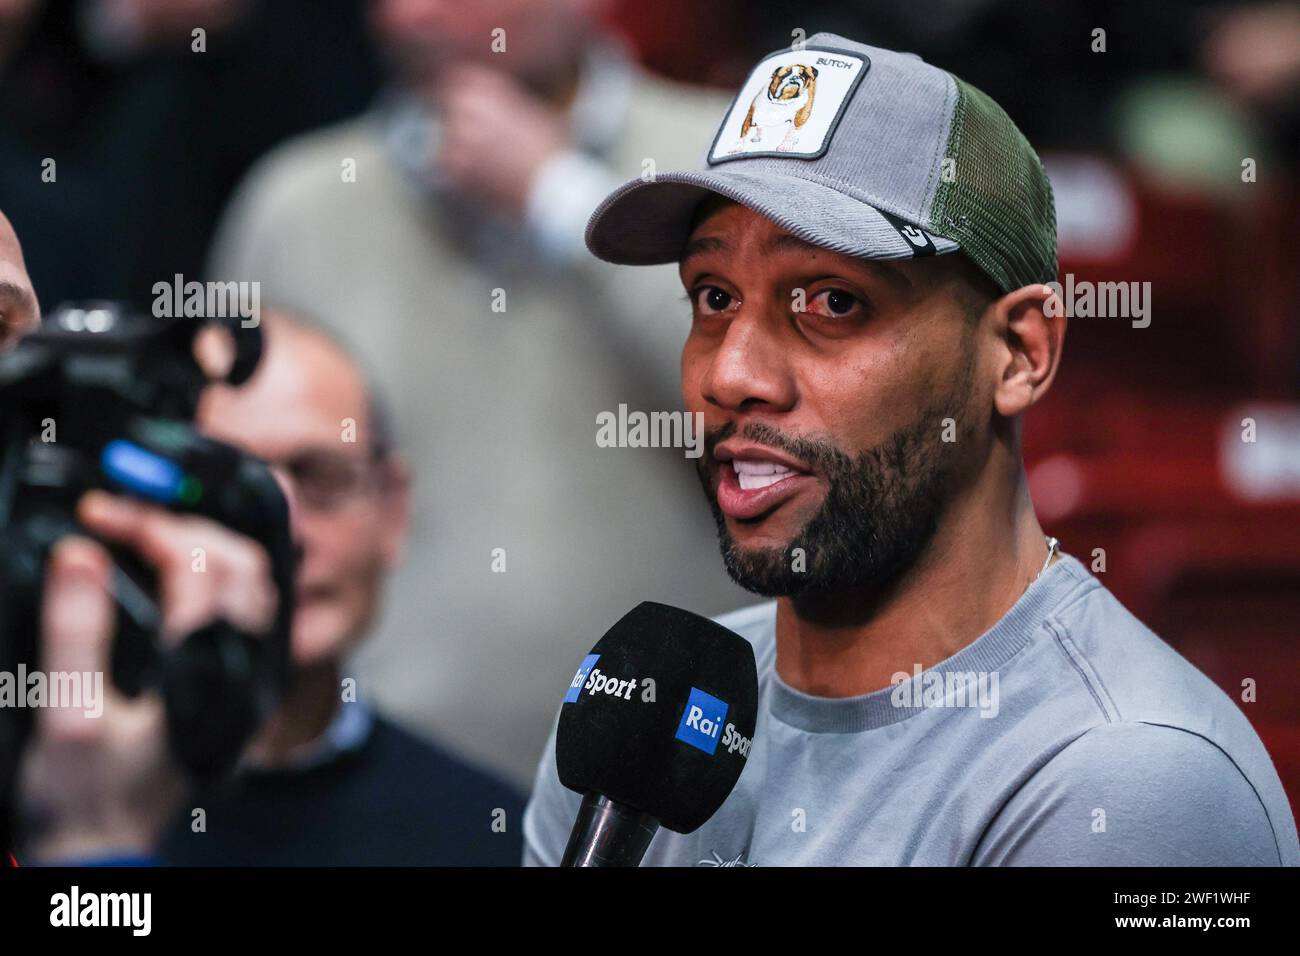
[267,466,315,573]
[699,310,797,414]
[269,464,300,528]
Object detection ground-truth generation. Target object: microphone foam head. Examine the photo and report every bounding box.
[556,601,758,833]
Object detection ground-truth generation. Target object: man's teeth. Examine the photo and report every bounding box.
[733,459,797,491]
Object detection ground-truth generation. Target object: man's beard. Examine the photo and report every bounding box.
[696,377,972,603]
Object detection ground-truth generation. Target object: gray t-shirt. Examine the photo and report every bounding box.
[523,553,1300,865]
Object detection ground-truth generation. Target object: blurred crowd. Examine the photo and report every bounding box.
[1,0,1297,818]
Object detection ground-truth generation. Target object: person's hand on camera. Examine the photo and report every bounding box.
[17,491,278,862]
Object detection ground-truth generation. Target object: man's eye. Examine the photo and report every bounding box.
[803,288,862,318]
[692,286,736,314]
[288,455,352,492]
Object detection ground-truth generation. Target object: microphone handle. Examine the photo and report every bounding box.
[561,792,660,867]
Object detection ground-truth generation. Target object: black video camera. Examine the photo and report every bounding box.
[0,301,295,849]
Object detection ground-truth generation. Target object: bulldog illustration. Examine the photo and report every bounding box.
[737,63,819,152]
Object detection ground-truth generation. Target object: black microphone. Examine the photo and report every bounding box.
[556,601,758,867]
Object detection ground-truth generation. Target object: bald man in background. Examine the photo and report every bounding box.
[157,311,523,865]
[209,0,748,784]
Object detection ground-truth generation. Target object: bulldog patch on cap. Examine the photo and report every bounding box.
[708,46,869,164]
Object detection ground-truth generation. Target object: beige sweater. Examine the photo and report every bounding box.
[208,70,747,783]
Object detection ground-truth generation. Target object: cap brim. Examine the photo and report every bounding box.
[585,169,959,266]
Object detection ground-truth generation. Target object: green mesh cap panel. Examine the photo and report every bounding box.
[929,77,1058,294]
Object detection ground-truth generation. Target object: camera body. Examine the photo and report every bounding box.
[0,302,295,841]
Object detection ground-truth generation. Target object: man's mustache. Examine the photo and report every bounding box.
[703,421,844,475]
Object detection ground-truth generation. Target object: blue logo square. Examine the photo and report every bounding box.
[563,654,600,704]
[675,687,729,755]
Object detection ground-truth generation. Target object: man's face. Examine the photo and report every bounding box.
[369,0,592,92]
[680,200,989,601]
[0,211,40,348]
[198,322,409,667]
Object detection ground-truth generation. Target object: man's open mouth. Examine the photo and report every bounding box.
[713,442,815,521]
[733,459,798,490]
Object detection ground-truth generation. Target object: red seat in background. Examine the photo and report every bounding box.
[1027,157,1300,821]
[1044,154,1299,402]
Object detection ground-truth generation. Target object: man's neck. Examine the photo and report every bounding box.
[243,660,342,768]
[774,465,1051,698]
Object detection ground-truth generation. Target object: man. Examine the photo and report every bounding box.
[157,312,524,865]
[523,35,1300,865]
[1,209,281,864]
[206,0,748,782]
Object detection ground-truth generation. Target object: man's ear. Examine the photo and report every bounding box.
[991,283,1067,417]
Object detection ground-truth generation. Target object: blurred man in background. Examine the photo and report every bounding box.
[157,312,524,865]
[208,0,748,783]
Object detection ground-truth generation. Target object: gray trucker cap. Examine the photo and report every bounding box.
[584,33,1057,295]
